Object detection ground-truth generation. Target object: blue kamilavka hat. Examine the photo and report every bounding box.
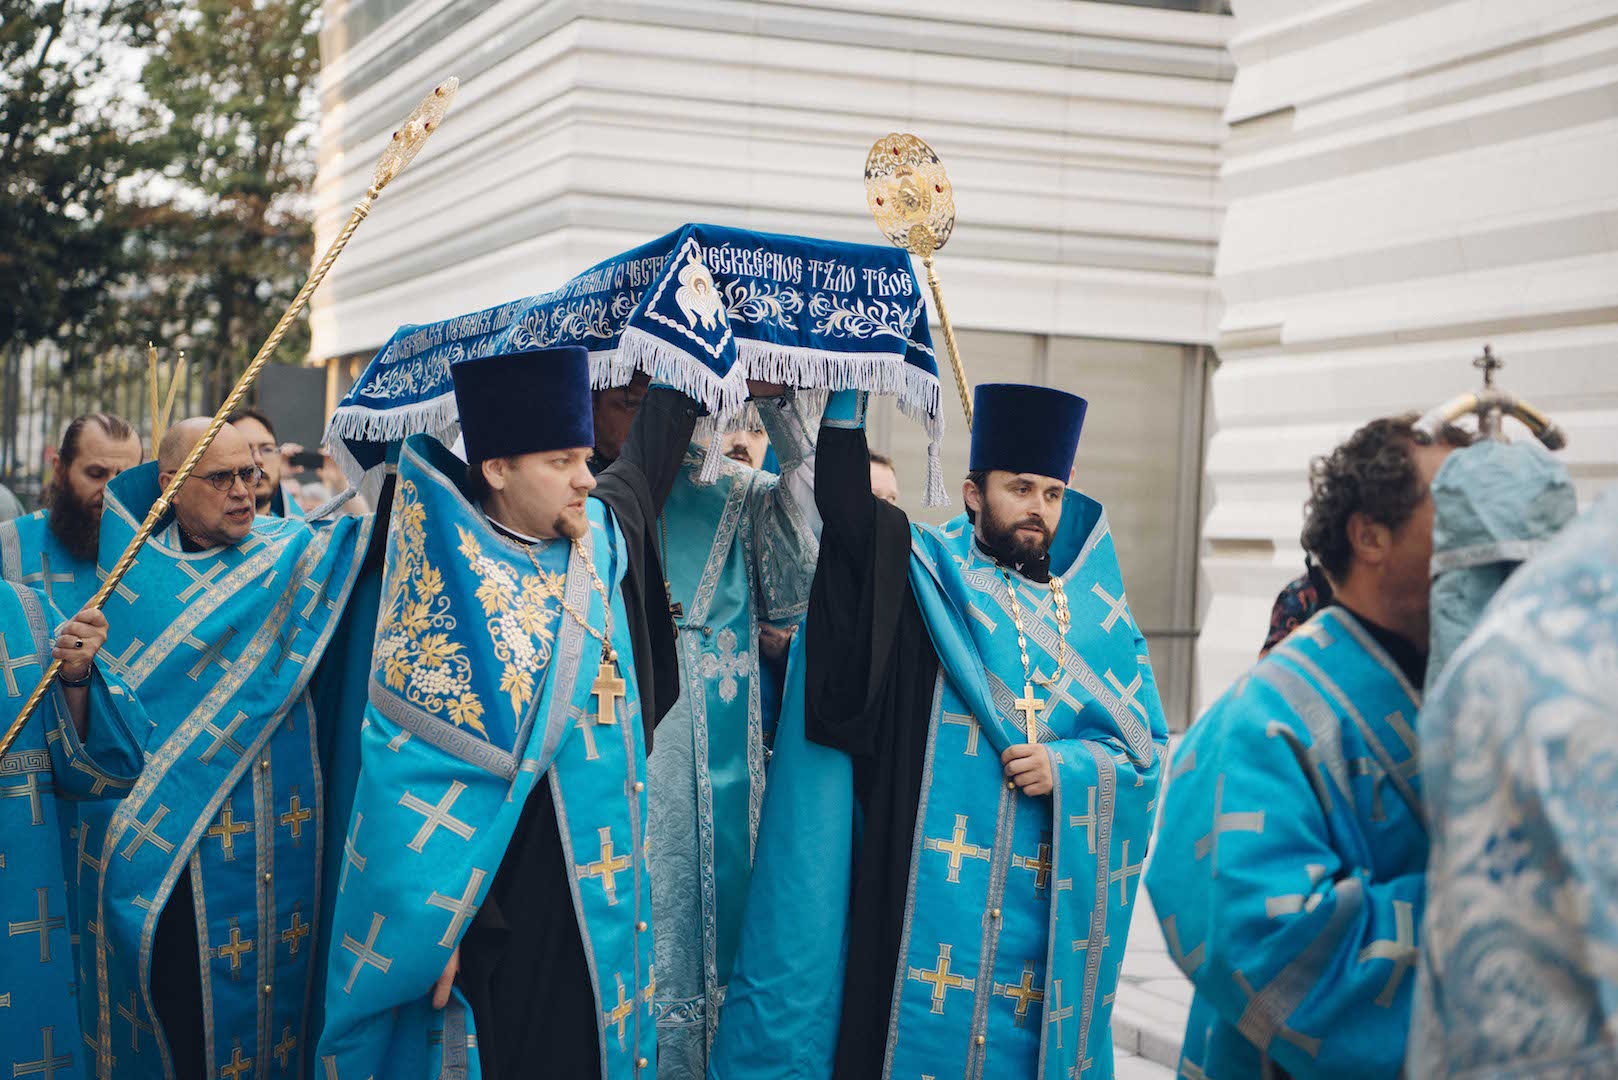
[451,346,594,464]
[968,383,1088,481]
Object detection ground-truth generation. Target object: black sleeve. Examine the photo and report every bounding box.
[588,388,700,749]
[360,474,396,573]
[593,387,698,524]
[802,417,914,759]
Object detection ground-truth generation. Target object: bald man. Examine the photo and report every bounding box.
[68,417,381,1080]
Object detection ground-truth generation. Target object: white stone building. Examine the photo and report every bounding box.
[310,0,1618,728]
[1201,0,1618,703]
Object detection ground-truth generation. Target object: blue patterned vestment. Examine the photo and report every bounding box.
[1,507,122,1001]
[1,579,147,1079]
[711,389,1167,1080]
[316,435,656,1080]
[1,508,104,615]
[1407,491,1618,1077]
[649,393,819,1077]
[1146,606,1428,1078]
[73,462,373,1079]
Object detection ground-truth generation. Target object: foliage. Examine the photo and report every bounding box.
[0,0,162,349]
[0,0,322,389]
[130,0,322,392]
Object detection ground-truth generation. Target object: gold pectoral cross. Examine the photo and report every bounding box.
[593,659,626,727]
[1014,681,1045,744]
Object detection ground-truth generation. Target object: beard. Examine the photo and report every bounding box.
[978,502,1054,568]
[554,505,590,541]
[46,476,101,561]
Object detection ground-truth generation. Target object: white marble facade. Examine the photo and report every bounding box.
[310,1,1229,360]
[1201,0,1618,705]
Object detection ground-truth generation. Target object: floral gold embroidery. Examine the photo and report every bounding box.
[374,481,486,734]
[455,524,564,720]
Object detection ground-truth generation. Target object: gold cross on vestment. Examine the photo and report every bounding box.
[606,973,635,1049]
[280,789,313,841]
[219,1042,251,1080]
[577,826,632,905]
[923,813,990,884]
[215,922,253,972]
[993,960,1045,1027]
[206,804,251,861]
[281,907,311,956]
[908,943,974,1015]
[1014,681,1045,743]
[273,1027,298,1069]
[593,660,626,727]
[15,1025,73,1079]
[117,991,153,1052]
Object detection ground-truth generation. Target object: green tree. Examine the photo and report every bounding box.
[130,0,320,400]
[0,0,162,350]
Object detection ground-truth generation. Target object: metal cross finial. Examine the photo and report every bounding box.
[1473,344,1502,388]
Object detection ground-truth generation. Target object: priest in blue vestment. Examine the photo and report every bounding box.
[2,583,147,1079]
[0,410,145,1017]
[1,412,145,615]
[596,387,819,1078]
[711,382,1167,1079]
[69,416,378,1080]
[317,346,698,1079]
[1406,488,1614,1076]
[1146,414,1469,1079]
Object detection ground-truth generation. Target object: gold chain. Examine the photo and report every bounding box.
[529,540,617,663]
[998,569,1073,685]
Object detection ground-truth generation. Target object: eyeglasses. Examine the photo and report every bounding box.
[195,466,262,492]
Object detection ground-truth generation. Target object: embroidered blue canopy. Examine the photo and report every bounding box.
[324,222,947,503]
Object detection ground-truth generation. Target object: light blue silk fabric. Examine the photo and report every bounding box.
[1,508,104,615]
[0,507,124,1001]
[74,462,372,1079]
[704,631,851,1079]
[1147,606,1428,1079]
[649,395,818,1078]
[1407,490,1618,1078]
[316,435,655,1080]
[1425,440,1576,690]
[1,579,147,1079]
[711,389,1166,1080]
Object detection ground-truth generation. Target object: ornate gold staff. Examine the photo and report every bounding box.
[0,77,459,761]
[865,133,972,428]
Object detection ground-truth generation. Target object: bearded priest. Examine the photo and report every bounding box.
[711,383,1168,1079]
[317,346,696,1079]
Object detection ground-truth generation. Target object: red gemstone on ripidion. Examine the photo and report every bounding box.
[934,184,941,192]
[892,147,900,156]
[876,197,884,205]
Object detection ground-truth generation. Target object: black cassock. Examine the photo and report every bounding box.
[804,414,1057,1079]
[455,388,693,1079]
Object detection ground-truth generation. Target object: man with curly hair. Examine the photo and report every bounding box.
[1146,413,1468,1079]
